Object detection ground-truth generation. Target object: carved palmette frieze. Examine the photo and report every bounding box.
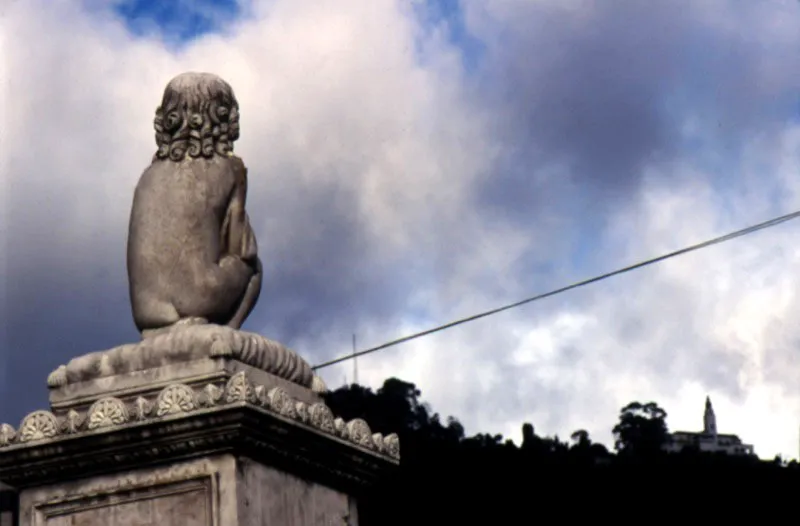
[383,433,400,459]
[309,403,335,434]
[132,396,153,421]
[225,371,253,403]
[0,424,16,446]
[266,387,295,417]
[87,397,130,430]
[18,410,59,443]
[295,401,309,424]
[334,417,347,438]
[156,384,198,416]
[345,419,373,450]
[253,384,267,406]
[61,410,84,434]
[0,373,400,460]
[372,433,385,453]
[199,384,223,407]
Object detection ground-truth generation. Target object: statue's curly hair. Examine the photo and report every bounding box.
[153,72,241,162]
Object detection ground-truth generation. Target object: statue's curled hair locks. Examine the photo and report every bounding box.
[153,72,241,162]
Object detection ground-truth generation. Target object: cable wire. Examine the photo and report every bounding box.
[312,209,800,371]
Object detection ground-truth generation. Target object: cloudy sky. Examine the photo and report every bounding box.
[2,0,800,459]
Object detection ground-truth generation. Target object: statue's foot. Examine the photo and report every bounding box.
[141,317,208,339]
[47,365,67,388]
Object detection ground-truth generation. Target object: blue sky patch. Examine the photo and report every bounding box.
[413,0,485,72]
[112,0,243,46]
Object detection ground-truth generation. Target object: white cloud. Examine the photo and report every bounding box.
[338,123,800,460]
[4,0,800,462]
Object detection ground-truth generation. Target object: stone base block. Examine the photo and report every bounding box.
[0,372,399,526]
[48,357,322,418]
[19,455,358,526]
[46,325,327,396]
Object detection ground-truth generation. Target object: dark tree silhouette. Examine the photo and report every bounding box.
[612,401,669,458]
[571,429,591,448]
[318,380,798,524]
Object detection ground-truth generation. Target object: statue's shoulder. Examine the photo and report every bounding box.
[226,154,248,184]
[134,160,170,189]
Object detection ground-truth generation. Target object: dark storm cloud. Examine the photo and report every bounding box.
[248,174,426,347]
[1,0,486,426]
[3,0,799,457]
[466,0,800,218]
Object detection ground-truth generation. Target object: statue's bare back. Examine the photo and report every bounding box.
[127,73,262,337]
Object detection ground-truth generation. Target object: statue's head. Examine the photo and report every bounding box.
[153,72,240,162]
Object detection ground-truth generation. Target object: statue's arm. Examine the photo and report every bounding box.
[223,156,248,257]
[220,156,258,264]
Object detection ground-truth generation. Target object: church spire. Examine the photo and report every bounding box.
[703,395,717,435]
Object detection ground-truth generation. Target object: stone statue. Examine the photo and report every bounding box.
[127,72,262,337]
[47,71,325,397]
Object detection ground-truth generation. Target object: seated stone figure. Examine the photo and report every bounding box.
[47,72,325,394]
[127,72,262,337]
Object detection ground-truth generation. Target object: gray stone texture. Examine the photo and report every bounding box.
[46,324,323,399]
[48,356,322,418]
[0,72,397,525]
[0,370,398,525]
[18,456,356,526]
[128,72,261,336]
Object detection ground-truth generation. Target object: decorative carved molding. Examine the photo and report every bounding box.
[0,424,15,447]
[372,433,385,453]
[156,384,198,416]
[383,433,400,459]
[48,325,323,392]
[132,396,153,421]
[295,401,309,424]
[87,397,130,430]
[37,458,220,504]
[18,411,59,443]
[61,409,84,434]
[224,371,253,404]
[308,403,335,434]
[0,373,400,461]
[345,419,373,450]
[334,418,347,439]
[200,384,223,407]
[266,387,294,418]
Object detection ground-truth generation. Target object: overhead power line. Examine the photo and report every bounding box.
[311,208,800,371]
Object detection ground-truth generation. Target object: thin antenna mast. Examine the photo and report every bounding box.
[352,334,359,386]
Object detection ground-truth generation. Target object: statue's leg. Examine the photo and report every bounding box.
[226,259,262,330]
[132,293,181,334]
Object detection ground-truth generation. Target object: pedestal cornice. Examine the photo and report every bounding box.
[0,372,399,492]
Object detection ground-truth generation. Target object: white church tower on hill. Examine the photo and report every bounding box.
[664,396,754,456]
[703,395,717,435]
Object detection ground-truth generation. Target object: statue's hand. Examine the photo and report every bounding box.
[239,215,258,265]
[219,253,251,276]
[221,156,250,259]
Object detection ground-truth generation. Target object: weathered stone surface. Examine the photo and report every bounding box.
[47,324,325,394]
[0,372,398,525]
[17,455,358,526]
[48,358,322,420]
[0,70,394,524]
[235,457,357,526]
[21,460,216,526]
[1,372,399,482]
[127,72,261,336]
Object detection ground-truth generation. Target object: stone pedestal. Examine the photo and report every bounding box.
[0,340,399,526]
[0,483,15,526]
